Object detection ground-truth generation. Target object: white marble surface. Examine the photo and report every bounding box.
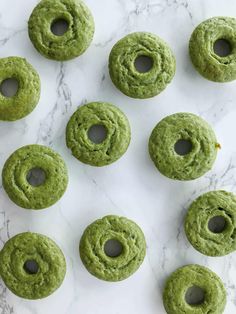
[0,0,236,313]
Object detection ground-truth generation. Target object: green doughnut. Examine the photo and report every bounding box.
[0,232,66,300]
[185,190,236,256]
[66,102,131,166]
[189,17,236,82]
[2,145,68,209]
[28,0,94,61]
[109,32,176,99]
[149,113,219,180]
[163,264,226,314]
[79,215,146,281]
[0,57,40,121]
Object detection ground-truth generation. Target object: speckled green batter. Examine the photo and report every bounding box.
[0,232,66,300]
[163,264,226,314]
[189,17,236,82]
[149,113,219,180]
[109,32,176,99]
[79,215,146,281]
[66,102,131,166]
[2,145,68,209]
[0,57,40,121]
[185,190,236,256]
[28,0,94,61]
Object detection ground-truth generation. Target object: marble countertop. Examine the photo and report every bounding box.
[0,0,236,313]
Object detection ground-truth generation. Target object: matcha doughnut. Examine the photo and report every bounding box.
[0,57,40,121]
[2,145,68,209]
[0,232,66,299]
[79,215,146,281]
[109,32,176,99]
[185,190,236,256]
[66,102,131,166]
[28,0,94,61]
[149,113,219,180]
[163,264,226,314]
[189,17,236,82]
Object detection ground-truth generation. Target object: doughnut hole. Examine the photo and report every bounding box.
[27,168,46,187]
[24,260,39,275]
[174,139,193,156]
[51,19,69,36]
[0,78,19,98]
[213,39,232,57]
[208,215,227,233]
[104,239,123,258]
[134,55,153,73]
[185,286,205,306]
[88,124,107,144]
